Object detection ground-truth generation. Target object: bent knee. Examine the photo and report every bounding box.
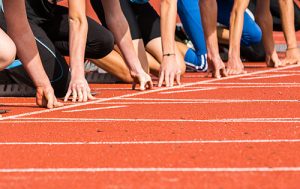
[0,41,16,70]
[242,26,262,46]
[86,30,115,59]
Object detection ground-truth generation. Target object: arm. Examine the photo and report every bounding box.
[228,0,249,61]
[101,0,152,90]
[159,0,181,87]
[3,0,62,108]
[64,0,95,102]
[278,0,300,65]
[255,0,282,67]
[199,0,227,78]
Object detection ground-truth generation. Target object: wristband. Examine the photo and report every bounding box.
[287,47,299,50]
[163,53,176,57]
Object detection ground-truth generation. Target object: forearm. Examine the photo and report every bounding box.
[68,18,88,77]
[255,0,274,55]
[160,0,177,55]
[102,0,144,75]
[229,1,249,58]
[4,0,50,87]
[68,0,88,78]
[199,0,219,58]
[278,0,298,49]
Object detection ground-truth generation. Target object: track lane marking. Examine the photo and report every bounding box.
[4,117,300,123]
[1,139,300,145]
[62,105,127,113]
[1,64,299,121]
[1,167,300,173]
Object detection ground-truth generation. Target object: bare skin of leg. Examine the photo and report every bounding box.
[145,37,186,76]
[256,0,282,67]
[199,0,227,78]
[279,0,300,65]
[90,39,149,83]
[0,29,16,70]
[226,0,249,75]
[90,50,133,83]
[217,26,230,45]
[146,52,161,76]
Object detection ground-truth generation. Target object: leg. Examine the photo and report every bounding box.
[199,0,227,78]
[256,0,282,67]
[177,0,207,71]
[91,49,133,83]
[0,28,16,70]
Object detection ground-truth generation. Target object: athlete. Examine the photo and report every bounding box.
[178,0,262,74]
[90,0,186,80]
[0,0,63,108]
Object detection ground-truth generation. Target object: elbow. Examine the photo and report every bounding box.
[68,16,88,30]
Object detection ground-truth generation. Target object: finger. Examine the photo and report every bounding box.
[158,71,164,87]
[139,82,146,91]
[72,89,77,103]
[46,93,54,109]
[36,89,43,107]
[213,68,221,79]
[169,72,175,87]
[132,82,137,90]
[54,97,64,108]
[77,86,83,102]
[221,68,228,77]
[146,79,153,90]
[83,89,88,102]
[88,92,96,100]
[64,89,72,102]
[176,72,181,86]
[165,71,170,87]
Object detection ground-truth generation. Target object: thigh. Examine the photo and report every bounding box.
[132,2,161,45]
[119,0,143,40]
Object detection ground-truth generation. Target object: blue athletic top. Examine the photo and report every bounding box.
[0,0,3,11]
[130,0,149,4]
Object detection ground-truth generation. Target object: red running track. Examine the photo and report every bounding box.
[0,63,300,188]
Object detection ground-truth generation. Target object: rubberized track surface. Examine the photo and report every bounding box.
[0,63,300,188]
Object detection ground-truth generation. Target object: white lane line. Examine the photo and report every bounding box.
[161,85,300,94]
[120,98,299,103]
[161,87,217,94]
[95,99,299,104]
[62,106,127,113]
[1,139,300,145]
[241,74,300,80]
[1,167,300,173]
[1,64,299,121]
[193,82,300,85]
[5,117,300,123]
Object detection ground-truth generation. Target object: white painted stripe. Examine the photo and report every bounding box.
[193,82,300,85]
[1,167,300,173]
[1,139,300,145]
[121,98,299,103]
[1,64,299,121]
[161,87,217,94]
[91,99,299,105]
[63,106,127,113]
[6,117,300,123]
[241,74,300,80]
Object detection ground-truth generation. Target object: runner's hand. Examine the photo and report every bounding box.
[282,48,300,66]
[36,85,63,109]
[158,55,181,87]
[64,77,95,102]
[132,71,153,91]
